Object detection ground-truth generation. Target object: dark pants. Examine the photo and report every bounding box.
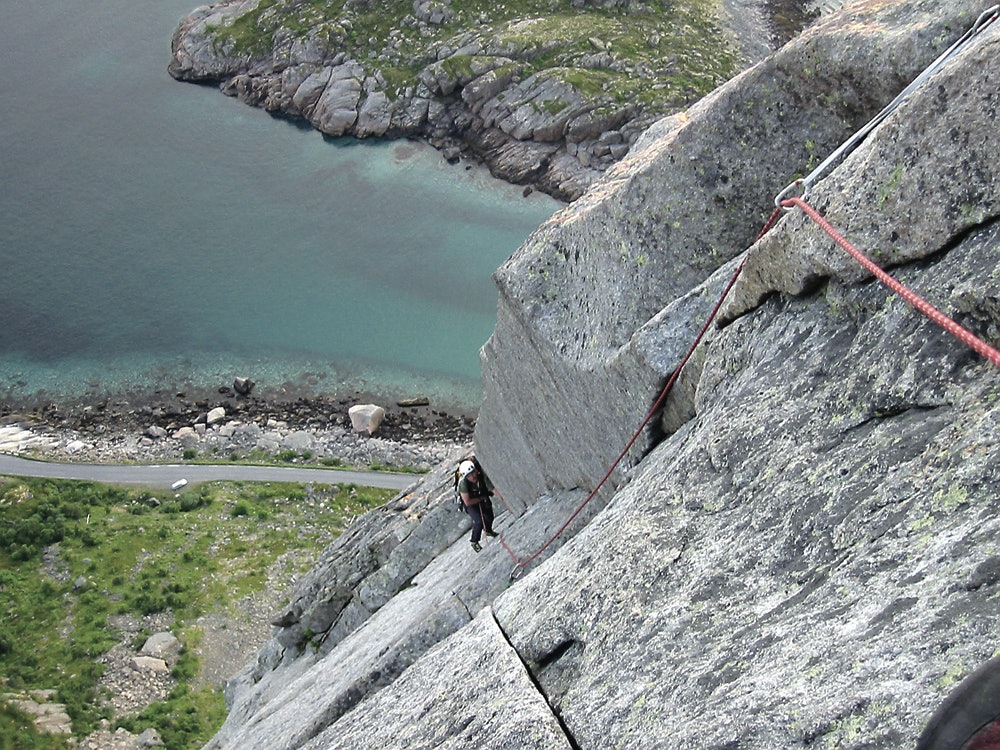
[465,499,495,543]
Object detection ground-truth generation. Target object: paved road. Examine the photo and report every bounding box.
[0,453,419,491]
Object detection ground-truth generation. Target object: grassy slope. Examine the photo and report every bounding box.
[0,476,394,750]
[208,0,741,115]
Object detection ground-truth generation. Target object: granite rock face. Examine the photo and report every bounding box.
[475,0,996,506]
[201,1,1000,748]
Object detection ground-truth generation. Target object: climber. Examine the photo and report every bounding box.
[458,459,504,552]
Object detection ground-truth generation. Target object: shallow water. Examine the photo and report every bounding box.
[0,0,558,412]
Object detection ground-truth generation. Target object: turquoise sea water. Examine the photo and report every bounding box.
[0,0,558,412]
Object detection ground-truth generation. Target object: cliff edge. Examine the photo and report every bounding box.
[201,0,1000,747]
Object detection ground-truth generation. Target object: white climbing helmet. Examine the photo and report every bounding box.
[459,460,476,477]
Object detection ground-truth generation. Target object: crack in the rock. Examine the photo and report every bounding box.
[451,590,475,620]
[489,609,582,750]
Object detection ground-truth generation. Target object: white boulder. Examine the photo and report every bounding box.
[348,404,386,435]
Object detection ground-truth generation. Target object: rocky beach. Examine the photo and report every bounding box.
[0,381,475,472]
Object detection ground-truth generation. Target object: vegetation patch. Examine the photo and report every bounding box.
[204,0,740,116]
[0,476,394,749]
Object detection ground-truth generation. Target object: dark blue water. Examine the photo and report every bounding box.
[0,0,557,411]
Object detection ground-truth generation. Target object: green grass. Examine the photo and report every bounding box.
[0,476,394,749]
[204,0,739,114]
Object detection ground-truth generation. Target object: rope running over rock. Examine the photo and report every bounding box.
[775,3,998,206]
[781,196,1000,368]
[504,194,1000,579]
[501,209,784,580]
[500,4,1000,580]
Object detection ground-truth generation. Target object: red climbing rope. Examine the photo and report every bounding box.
[496,7,1000,580]
[500,208,785,579]
[500,196,1000,580]
[782,196,1000,368]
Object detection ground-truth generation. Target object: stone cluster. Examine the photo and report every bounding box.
[77,728,164,750]
[1,391,472,471]
[0,623,176,748]
[96,632,181,720]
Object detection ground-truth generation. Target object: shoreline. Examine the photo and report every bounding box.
[0,381,476,473]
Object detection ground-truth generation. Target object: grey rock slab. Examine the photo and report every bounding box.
[476,0,989,509]
[207,458,530,750]
[206,541,474,750]
[491,218,1000,748]
[724,18,1000,321]
[299,610,574,750]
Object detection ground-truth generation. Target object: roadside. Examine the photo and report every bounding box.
[0,385,474,485]
[0,387,470,750]
[0,453,419,491]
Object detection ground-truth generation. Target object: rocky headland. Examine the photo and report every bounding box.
[166,0,814,200]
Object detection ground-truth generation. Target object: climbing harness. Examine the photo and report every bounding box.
[498,4,1000,582]
[775,3,999,207]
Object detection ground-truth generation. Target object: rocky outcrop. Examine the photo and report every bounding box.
[197,0,1000,748]
[1,690,72,735]
[167,0,785,200]
[475,0,997,505]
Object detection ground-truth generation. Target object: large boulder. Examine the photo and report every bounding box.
[486,71,594,142]
[310,62,365,136]
[140,632,182,665]
[347,404,386,435]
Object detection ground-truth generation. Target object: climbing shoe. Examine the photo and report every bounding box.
[484,530,499,538]
[471,541,482,553]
